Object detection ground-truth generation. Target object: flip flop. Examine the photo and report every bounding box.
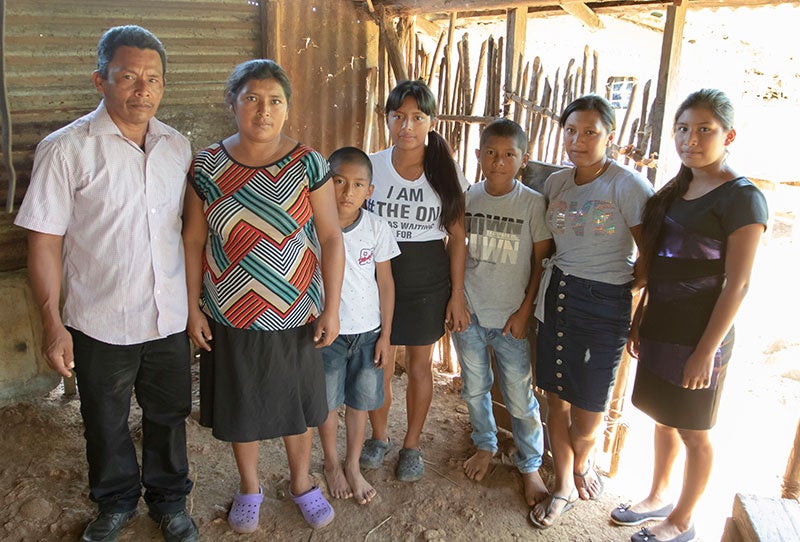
[291,485,335,529]
[529,493,576,529]
[574,463,605,500]
[228,486,263,533]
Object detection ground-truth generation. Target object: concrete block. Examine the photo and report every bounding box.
[0,270,60,406]
[731,492,800,542]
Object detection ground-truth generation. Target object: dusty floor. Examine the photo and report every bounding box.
[0,366,641,542]
[1,221,798,542]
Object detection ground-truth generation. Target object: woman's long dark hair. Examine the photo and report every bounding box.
[386,80,465,229]
[638,88,734,273]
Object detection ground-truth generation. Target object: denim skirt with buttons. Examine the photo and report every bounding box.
[535,266,631,413]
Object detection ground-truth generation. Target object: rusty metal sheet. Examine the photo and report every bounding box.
[275,1,373,158]
[1,0,260,214]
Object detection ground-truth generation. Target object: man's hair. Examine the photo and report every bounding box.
[328,147,373,183]
[480,118,528,153]
[97,25,167,79]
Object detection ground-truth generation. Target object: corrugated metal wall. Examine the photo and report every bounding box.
[275,1,374,157]
[2,0,260,211]
[0,0,374,271]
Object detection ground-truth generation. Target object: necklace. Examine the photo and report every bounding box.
[575,158,609,185]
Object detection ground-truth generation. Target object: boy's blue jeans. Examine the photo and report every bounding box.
[453,316,544,473]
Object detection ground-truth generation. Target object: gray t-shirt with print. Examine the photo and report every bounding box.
[464,180,551,329]
[543,160,654,285]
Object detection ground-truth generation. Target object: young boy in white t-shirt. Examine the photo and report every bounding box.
[318,147,401,504]
[452,119,553,509]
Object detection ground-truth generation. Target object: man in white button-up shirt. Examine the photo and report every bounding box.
[15,25,198,542]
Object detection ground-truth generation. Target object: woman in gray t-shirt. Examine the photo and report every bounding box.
[531,95,653,529]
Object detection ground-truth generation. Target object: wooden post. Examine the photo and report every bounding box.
[608,423,628,478]
[259,0,280,62]
[504,8,527,117]
[378,6,409,82]
[782,418,800,500]
[648,0,687,185]
[363,68,377,151]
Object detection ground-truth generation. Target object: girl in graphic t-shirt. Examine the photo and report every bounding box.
[360,80,470,482]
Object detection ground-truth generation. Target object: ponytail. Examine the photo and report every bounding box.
[424,129,465,228]
[640,89,734,274]
[638,165,693,274]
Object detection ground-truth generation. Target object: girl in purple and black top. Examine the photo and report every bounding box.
[610,89,767,542]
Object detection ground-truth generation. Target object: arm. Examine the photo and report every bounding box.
[626,289,646,358]
[309,181,345,347]
[629,224,646,293]
[374,259,395,368]
[182,188,212,351]
[444,217,470,332]
[682,223,764,389]
[503,238,554,339]
[27,231,73,378]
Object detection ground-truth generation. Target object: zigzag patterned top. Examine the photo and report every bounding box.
[190,142,330,331]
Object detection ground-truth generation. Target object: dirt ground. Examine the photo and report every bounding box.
[1,212,798,542]
[0,364,640,542]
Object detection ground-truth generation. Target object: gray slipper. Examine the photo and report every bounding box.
[611,502,674,526]
[396,448,424,482]
[359,437,392,470]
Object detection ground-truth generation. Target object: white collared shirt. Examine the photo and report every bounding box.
[14,101,192,345]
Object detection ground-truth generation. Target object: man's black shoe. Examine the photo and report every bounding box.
[151,510,200,542]
[81,510,135,542]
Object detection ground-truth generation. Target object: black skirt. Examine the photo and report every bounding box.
[199,319,328,442]
[632,361,728,431]
[390,240,451,346]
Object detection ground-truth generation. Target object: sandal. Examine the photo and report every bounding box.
[360,437,392,470]
[574,463,605,500]
[396,448,424,482]
[291,485,335,529]
[228,486,263,533]
[529,492,576,529]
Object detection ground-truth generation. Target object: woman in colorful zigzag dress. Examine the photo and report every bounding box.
[182,60,344,533]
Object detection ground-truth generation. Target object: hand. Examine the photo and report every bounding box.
[502,309,530,340]
[626,330,640,359]
[373,334,391,369]
[681,349,714,390]
[445,293,470,333]
[314,310,339,348]
[187,306,213,351]
[42,322,74,378]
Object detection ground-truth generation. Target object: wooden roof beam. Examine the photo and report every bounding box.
[560,2,604,29]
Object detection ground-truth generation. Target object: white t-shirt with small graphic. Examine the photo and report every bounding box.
[340,209,401,334]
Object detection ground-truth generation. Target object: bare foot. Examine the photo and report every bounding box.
[522,470,549,507]
[463,449,495,481]
[344,463,376,505]
[324,462,353,499]
[573,461,603,500]
[531,493,575,528]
